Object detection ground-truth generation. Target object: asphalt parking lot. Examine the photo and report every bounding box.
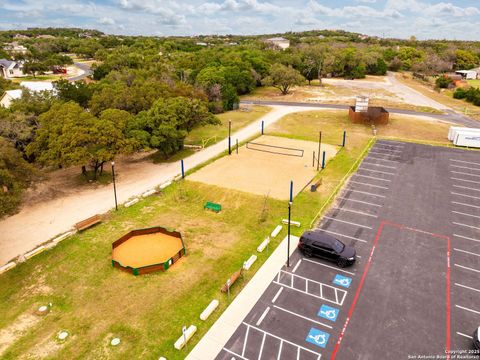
[216,140,480,360]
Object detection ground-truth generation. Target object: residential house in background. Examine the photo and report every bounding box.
[3,42,28,55]
[0,59,25,78]
[0,89,22,108]
[0,81,54,108]
[264,37,290,50]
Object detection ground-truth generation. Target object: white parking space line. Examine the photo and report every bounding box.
[302,258,356,276]
[457,332,473,340]
[223,347,248,359]
[368,150,401,158]
[256,307,271,326]
[323,216,372,229]
[273,305,333,329]
[359,167,395,176]
[272,287,283,304]
[345,189,386,198]
[452,211,480,219]
[274,271,347,305]
[453,222,480,231]
[332,207,378,218]
[362,161,397,169]
[454,234,480,243]
[451,159,480,166]
[455,283,480,293]
[451,192,480,200]
[337,197,382,207]
[455,304,480,315]
[366,156,399,163]
[453,185,480,193]
[292,259,302,273]
[455,263,480,274]
[451,177,480,185]
[376,143,404,149]
[258,332,267,359]
[452,202,480,209]
[317,229,368,243]
[354,174,391,182]
[454,248,480,257]
[242,326,250,356]
[350,180,389,190]
[451,164,480,172]
[451,170,480,178]
[242,322,322,359]
[371,147,403,153]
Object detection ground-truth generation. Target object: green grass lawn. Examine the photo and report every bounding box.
[185,105,271,147]
[467,79,480,88]
[268,110,451,147]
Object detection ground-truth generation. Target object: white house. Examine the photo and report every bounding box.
[0,81,55,108]
[0,59,25,78]
[20,81,55,92]
[264,37,290,50]
[0,89,22,108]
[455,70,478,80]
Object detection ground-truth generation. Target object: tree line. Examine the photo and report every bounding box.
[0,28,479,216]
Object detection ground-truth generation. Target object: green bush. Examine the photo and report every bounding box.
[453,87,467,99]
[454,87,480,106]
[435,75,453,89]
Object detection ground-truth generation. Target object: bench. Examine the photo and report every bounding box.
[75,214,102,231]
[204,201,222,213]
[221,268,243,293]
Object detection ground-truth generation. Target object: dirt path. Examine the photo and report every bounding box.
[0,105,329,265]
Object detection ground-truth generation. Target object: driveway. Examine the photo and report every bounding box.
[68,62,92,82]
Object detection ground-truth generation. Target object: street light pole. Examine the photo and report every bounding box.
[228,120,232,155]
[287,201,291,267]
[111,161,118,211]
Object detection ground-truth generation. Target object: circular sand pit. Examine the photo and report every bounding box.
[112,226,186,276]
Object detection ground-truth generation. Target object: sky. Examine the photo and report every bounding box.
[1,0,479,40]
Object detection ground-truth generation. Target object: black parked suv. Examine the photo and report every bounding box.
[298,230,356,267]
[474,326,480,350]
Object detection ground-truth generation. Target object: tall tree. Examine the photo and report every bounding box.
[262,63,305,95]
[26,102,133,179]
[130,97,219,156]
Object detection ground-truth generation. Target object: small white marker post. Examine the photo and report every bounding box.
[182,326,187,352]
[226,279,231,300]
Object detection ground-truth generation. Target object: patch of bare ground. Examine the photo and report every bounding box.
[0,313,41,356]
[20,331,68,359]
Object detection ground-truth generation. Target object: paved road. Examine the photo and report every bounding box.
[68,62,92,82]
[241,100,480,128]
[0,105,327,266]
[215,141,480,360]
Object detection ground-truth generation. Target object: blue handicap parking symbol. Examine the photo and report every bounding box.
[333,274,352,288]
[306,327,330,349]
[317,304,339,322]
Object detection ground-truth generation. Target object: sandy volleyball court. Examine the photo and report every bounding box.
[189,135,338,200]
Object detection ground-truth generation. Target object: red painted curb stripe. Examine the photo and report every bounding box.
[330,221,385,360]
[330,221,451,360]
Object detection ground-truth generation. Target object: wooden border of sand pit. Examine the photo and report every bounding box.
[111,226,186,276]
